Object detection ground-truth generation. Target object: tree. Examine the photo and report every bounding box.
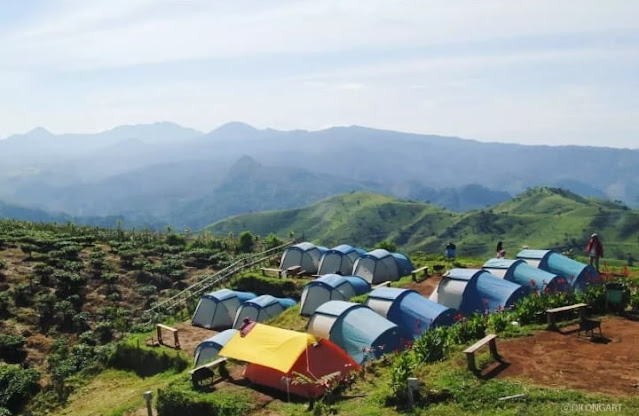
[375,240,397,252]
[238,231,255,253]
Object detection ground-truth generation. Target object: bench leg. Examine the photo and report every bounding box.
[465,352,476,372]
[489,339,499,360]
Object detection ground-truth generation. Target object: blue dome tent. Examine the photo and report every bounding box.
[232,295,297,328]
[191,289,257,329]
[516,249,597,291]
[352,249,414,285]
[430,269,525,315]
[483,258,569,295]
[365,287,456,339]
[279,242,328,275]
[307,300,403,364]
[193,329,238,367]
[300,274,370,316]
[317,244,366,276]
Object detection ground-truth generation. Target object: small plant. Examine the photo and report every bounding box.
[292,371,344,416]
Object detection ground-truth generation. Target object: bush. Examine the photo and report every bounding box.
[0,334,26,363]
[107,344,188,377]
[156,385,249,416]
[233,275,304,299]
[0,292,11,317]
[0,365,40,414]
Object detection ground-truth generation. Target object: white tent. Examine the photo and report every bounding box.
[279,242,328,274]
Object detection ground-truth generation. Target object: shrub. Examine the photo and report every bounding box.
[156,386,249,416]
[233,275,303,299]
[0,334,26,363]
[108,344,188,377]
[0,365,40,414]
[0,292,11,317]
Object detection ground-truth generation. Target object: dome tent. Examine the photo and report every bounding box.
[191,289,257,329]
[317,244,366,276]
[307,300,403,364]
[365,287,456,339]
[279,242,328,275]
[483,258,569,295]
[299,274,371,316]
[430,269,525,315]
[219,323,358,399]
[193,329,238,367]
[352,249,414,285]
[516,249,597,291]
[232,295,296,328]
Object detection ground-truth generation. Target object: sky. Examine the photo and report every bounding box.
[0,0,638,148]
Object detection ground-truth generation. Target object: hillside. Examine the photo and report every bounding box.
[205,188,639,260]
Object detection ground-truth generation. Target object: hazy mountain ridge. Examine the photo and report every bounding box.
[1,122,638,229]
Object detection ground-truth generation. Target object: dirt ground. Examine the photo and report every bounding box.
[495,316,639,396]
[403,274,442,298]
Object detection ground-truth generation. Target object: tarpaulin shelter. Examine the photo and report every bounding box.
[483,258,569,295]
[365,287,456,339]
[191,289,256,329]
[279,242,328,275]
[219,323,358,399]
[351,249,414,284]
[307,300,403,364]
[516,249,598,291]
[232,295,297,328]
[193,329,238,367]
[317,244,366,276]
[430,269,525,315]
[299,274,371,316]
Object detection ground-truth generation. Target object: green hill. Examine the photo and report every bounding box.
[203,187,639,260]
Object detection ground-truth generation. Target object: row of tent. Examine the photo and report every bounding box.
[191,289,296,330]
[191,248,599,399]
[280,242,414,284]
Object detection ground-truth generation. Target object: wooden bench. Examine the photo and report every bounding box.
[578,318,602,338]
[372,281,391,289]
[156,324,180,349]
[411,265,429,281]
[546,303,587,327]
[260,267,283,277]
[189,357,229,388]
[285,265,303,277]
[463,334,499,372]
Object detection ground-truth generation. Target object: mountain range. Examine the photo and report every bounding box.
[1,122,637,229]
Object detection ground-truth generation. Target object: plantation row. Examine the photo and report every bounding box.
[0,219,284,415]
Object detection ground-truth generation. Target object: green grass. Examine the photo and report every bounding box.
[53,369,183,416]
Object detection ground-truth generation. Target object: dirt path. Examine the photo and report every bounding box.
[402,275,442,298]
[496,316,639,396]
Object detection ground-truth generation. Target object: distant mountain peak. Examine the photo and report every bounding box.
[26,127,54,137]
[211,121,258,134]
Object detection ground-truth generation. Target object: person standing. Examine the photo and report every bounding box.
[445,242,456,260]
[585,233,604,271]
[496,241,506,259]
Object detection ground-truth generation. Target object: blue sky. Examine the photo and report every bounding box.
[0,0,637,148]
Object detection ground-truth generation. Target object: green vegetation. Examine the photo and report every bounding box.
[205,187,639,260]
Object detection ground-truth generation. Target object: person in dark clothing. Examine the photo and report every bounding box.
[445,242,456,259]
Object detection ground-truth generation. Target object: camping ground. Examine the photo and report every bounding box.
[50,259,639,416]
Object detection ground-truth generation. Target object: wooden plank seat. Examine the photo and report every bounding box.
[189,357,229,388]
[156,324,180,349]
[546,303,588,327]
[463,334,499,372]
[578,318,602,338]
[411,265,429,281]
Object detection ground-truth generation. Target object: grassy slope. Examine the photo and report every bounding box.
[204,188,639,260]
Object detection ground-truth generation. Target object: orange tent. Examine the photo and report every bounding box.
[220,323,358,398]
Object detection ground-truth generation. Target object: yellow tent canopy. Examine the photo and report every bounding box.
[219,323,318,373]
